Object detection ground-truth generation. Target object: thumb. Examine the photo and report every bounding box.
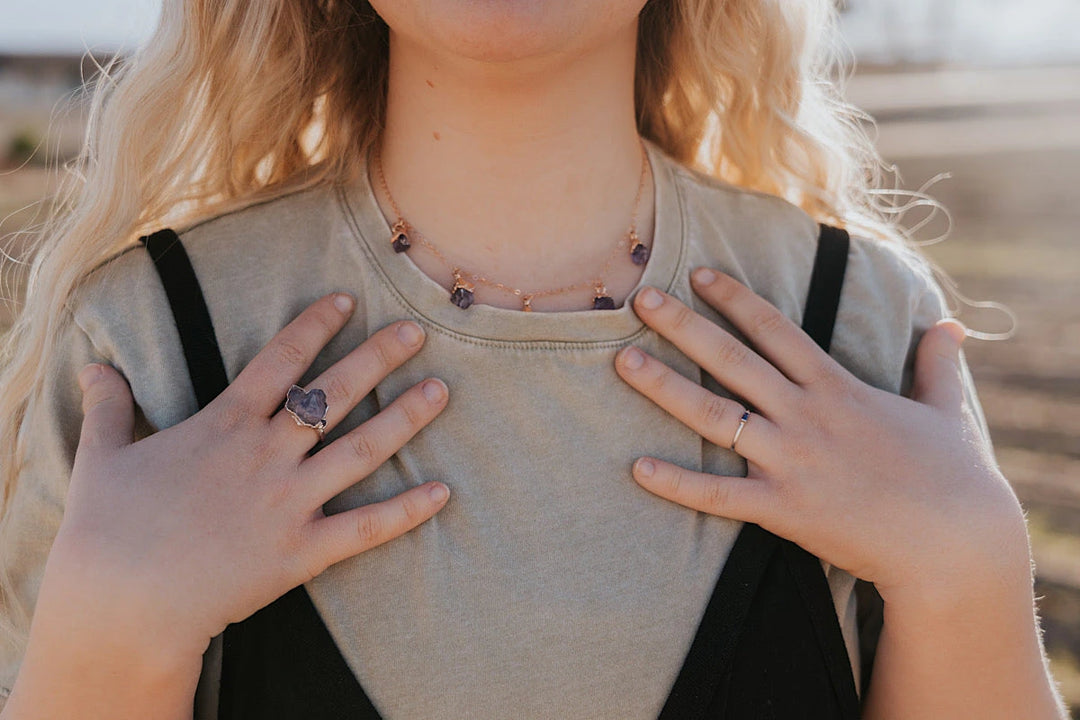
[76,363,136,457]
[909,319,966,412]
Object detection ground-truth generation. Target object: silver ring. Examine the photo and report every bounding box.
[284,384,329,438]
[729,410,751,451]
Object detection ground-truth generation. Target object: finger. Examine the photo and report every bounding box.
[270,320,427,450]
[632,286,798,416]
[631,456,772,525]
[306,481,450,572]
[298,379,448,503]
[228,293,356,416]
[615,346,780,459]
[75,364,135,458]
[909,319,966,412]
[689,268,841,387]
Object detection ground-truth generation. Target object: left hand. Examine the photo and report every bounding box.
[614,267,1030,605]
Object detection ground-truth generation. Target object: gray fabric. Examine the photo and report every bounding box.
[0,137,991,718]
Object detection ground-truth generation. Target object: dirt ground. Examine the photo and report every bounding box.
[2,66,1079,713]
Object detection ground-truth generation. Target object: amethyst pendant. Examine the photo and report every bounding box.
[285,384,329,432]
[593,294,616,310]
[450,285,474,309]
[390,219,411,253]
[449,270,476,309]
[630,241,650,266]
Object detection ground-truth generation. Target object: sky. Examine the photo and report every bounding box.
[0,0,160,55]
[0,0,1077,65]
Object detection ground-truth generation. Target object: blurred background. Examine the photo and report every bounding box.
[1,0,1078,713]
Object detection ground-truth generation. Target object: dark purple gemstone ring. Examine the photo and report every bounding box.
[285,384,329,437]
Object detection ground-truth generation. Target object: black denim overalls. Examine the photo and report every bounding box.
[141,222,879,720]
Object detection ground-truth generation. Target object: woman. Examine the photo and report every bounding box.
[0,0,1066,717]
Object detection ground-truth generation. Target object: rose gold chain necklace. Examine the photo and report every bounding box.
[373,137,651,311]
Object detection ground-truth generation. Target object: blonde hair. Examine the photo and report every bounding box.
[0,0,941,647]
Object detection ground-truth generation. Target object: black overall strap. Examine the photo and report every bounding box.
[658,222,861,720]
[139,229,381,719]
[140,229,230,407]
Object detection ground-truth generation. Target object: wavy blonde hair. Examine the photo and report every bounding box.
[0,0,938,648]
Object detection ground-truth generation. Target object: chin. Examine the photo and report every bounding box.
[369,0,646,64]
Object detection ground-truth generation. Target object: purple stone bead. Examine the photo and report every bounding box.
[450,286,475,309]
[285,385,328,428]
[392,232,411,253]
[630,242,650,266]
[593,295,616,310]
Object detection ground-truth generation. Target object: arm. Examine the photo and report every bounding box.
[1,295,451,717]
[0,315,208,719]
[863,543,1067,719]
[614,268,1067,718]
[863,290,1066,717]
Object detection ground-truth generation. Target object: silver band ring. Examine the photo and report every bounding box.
[284,384,329,439]
[730,410,751,451]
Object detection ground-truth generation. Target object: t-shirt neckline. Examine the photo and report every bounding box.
[338,135,686,345]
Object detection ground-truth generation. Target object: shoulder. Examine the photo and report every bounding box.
[66,182,347,427]
[669,161,947,394]
[71,181,345,326]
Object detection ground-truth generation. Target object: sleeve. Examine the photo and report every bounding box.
[831,234,994,449]
[0,311,110,702]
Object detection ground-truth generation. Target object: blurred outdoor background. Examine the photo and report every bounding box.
[1,0,1078,714]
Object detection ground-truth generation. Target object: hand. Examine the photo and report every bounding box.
[38,293,450,663]
[614,268,1030,606]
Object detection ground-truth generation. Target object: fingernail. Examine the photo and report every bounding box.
[638,287,663,310]
[693,268,717,286]
[619,346,645,370]
[77,364,103,391]
[428,482,449,503]
[334,293,355,313]
[422,378,447,404]
[398,321,425,347]
[635,458,655,477]
[940,319,967,346]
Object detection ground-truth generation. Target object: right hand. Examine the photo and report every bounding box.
[38,292,449,664]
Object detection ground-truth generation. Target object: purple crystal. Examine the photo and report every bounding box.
[630,242,650,266]
[285,385,328,428]
[450,286,475,309]
[593,295,616,310]
[392,232,411,253]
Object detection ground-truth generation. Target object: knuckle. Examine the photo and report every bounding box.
[699,395,731,428]
[354,510,383,548]
[396,395,424,430]
[748,308,787,337]
[648,364,673,395]
[662,465,684,497]
[398,492,427,526]
[712,338,749,368]
[670,304,696,332]
[273,338,309,370]
[310,304,341,337]
[346,430,381,466]
[320,371,353,407]
[213,395,253,434]
[784,433,815,469]
[802,356,845,391]
[370,336,397,374]
[702,480,731,512]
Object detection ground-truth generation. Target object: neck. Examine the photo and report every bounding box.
[371,15,654,307]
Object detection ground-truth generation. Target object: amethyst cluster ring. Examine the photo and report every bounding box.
[285,384,329,438]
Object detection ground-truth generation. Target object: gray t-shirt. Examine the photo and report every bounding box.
[0,137,991,718]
